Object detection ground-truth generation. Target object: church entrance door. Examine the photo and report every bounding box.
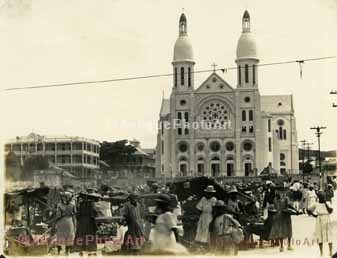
[211,163,220,177]
[227,163,234,177]
[244,162,252,176]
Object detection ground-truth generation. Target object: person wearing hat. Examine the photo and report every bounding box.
[227,186,242,219]
[211,200,243,256]
[325,184,334,203]
[55,191,77,255]
[149,194,188,255]
[307,191,333,256]
[195,185,217,247]
[73,191,99,255]
[121,193,145,253]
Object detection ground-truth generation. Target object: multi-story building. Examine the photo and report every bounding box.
[4,132,100,180]
[156,11,299,178]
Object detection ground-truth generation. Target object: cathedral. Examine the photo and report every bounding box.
[156,11,299,178]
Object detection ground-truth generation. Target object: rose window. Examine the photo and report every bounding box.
[200,100,229,128]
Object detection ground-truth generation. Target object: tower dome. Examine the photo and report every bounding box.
[236,10,258,61]
[173,13,194,62]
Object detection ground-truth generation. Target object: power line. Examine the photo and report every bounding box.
[3,55,336,92]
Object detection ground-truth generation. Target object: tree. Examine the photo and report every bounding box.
[303,160,313,174]
[5,151,23,181]
[22,155,49,180]
[100,140,137,169]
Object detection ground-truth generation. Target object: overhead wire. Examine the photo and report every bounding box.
[3,55,336,92]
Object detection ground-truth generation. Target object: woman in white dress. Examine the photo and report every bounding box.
[195,185,217,247]
[305,185,317,212]
[308,191,333,257]
[150,194,188,255]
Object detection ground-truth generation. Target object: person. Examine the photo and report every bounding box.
[308,191,333,257]
[195,185,217,247]
[305,185,317,214]
[256,204,277,248]
[73,192,99,255]
[269,188,293,252]
[263,182,276,219]
[300,183,309,213]
[149,194,188,255]
[211,200,243,256]
[227,186,242,219]
[55,192,77,255]
[290,181,302,210]
[121,193,145,253]
[325,184,334,203]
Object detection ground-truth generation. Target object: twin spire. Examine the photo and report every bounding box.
[173,10,256,63]
[177,10,251,35]
[179,13,187,36]
[242,10,251,33]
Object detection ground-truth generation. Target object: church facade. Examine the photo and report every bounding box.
[156,11,299,178]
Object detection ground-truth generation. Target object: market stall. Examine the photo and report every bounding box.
[4,186,58,255]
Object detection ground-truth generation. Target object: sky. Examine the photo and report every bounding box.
[0,0,337,150]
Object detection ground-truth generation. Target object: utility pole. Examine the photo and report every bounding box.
[330,90,337,107]
[300,140,307,182]
[304,142,313,182]
[310,126,327,189]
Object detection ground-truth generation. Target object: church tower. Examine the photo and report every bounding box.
[172,13,195,91]
[236,10,259,88]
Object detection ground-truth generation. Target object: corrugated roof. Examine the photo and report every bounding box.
[261,95,293,114]
[134,147,150,156]
[143,148,156,155]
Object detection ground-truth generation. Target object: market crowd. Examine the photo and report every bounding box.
[5,176,336,256]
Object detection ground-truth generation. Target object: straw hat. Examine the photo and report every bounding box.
[204,185,216,193]
[155,194,177,208]
[84,192,102,199]
[228,186,238,194]
[128,193,139,200]
[215,200,226,207]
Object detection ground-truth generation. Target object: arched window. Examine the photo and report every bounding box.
[245,64,249,83]
[177,112,182,120]
[184,112,189,122]
[253,64,256,84]
[197,157,204,175]
[242,110,246,121]
[238,65,242,85]
[188,67,191,87]
[181,67,185,85]
[283,129,287,140]
[279,127,283,139]
[249,110,253,121]
[174,67,177,87]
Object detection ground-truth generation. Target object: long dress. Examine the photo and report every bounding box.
[74,200,97,252]
[121,201,145,251]
[56,203,76,246]
[150,211,188,254]
[308,202,333,244]
[269,197,292,240]
[195,196,217,243]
